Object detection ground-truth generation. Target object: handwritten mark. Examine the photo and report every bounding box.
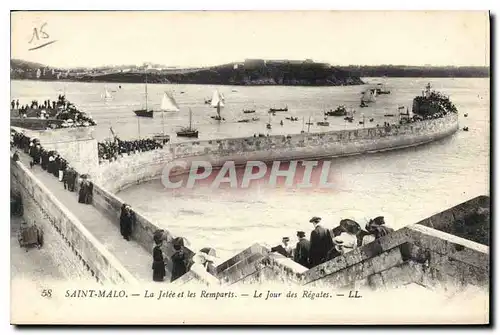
[28,22,57,51]
[29,40,57,51]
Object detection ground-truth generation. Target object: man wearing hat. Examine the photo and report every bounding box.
[309,216,333,268]
[294,231,311,268]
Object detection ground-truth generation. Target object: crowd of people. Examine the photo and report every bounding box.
[11,95,97,129]
[148,213,394,283]
[271,215,394,269]
[10,129,93,204]
[98,138,166,163]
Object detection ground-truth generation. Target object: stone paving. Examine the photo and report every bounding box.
[15,152,157,282]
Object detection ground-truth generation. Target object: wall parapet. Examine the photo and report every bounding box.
[11,159,138,285]
[91,182,196,274]
[415,195,490,245]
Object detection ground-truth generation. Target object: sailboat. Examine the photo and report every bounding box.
[134,72,154,117]
[210,89,225,121]
[266,113,272,129]
[361,88,377,103]
[102,86,113,100]
[177,108,199,138]
[152,91,179,143]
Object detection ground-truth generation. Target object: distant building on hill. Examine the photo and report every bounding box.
[244,59,266,69]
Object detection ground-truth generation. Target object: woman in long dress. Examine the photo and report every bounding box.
[78,179,88,203]
[85,181,93,204]
[152,240,166,282]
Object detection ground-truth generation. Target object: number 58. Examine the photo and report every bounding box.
[41,289,52,298]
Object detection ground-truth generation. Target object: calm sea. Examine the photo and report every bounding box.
[11,78,490,261]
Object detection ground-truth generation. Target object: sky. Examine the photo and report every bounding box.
[10,11,490,68]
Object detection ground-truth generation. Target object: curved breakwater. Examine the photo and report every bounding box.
[96,113,459,193]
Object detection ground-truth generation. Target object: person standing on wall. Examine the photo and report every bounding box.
[152,237,166,282]
[120,204,136,241]
[308,216,333,268]
[294,231,311,268]
[170,237,188,282]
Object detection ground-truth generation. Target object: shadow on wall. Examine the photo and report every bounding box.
[415,195,490,246]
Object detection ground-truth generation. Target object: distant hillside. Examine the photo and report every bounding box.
[10,59,364,86]
[79,63,364,86]
[338,65,489,78]
[10,59,490,87]
[11,59,47,71]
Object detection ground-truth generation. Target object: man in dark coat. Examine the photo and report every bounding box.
[294,231,311,268]
[119,204,135,240]
[308,216,333,268]
[170,239,188,282]
[152,240,166,282]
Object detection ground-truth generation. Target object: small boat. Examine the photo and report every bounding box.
[243,109,256,114]
[464,113,468,117]
[134,109,154,118]
[180,91,185,94]
[375,83,391,95]
[177,108,199,138]
[269,106,288,113]
[359,121,364,125]
[177,129,199,138]
[463,127,469,131]
[384,114,395,117]
[134,71,153,117]
[204,98,211,104]
[251,117,260,121]
[369,118,374,122]
[305,122,314,126]
[232,89,238,92]
[266,123,272,129]
[119,85,122,89]
[210,116,225,121]
[237,119,250,123]
[360,101,368,108]
[325,105,347,117]
[317,121,329,126]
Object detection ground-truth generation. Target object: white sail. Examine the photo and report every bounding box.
[102,86,112,99]
[361,89,376,103]
[211,90,225,108]
[160,91,180,112]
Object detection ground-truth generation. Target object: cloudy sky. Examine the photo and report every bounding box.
[11,11,490,68]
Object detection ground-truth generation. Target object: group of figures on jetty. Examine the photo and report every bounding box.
[10,95,96,129]
[11,129,94,205]
[116,203,215,283]
[271,216,393,269]
[97,137,167,163]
